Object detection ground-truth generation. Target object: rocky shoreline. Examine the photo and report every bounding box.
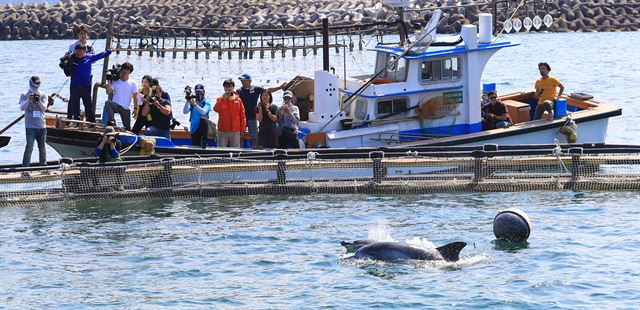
[1,0,639,40]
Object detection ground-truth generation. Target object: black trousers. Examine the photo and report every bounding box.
[190,118,209,149]
[69,86,94,122]
[131,116,148,134]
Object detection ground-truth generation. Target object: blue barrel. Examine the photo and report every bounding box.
[483,83,496,92]
[554,98,567,117]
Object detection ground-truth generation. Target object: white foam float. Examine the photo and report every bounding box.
[533,15,542,30]
[513,18,522,32]
[543,14,553,28]
[523,17,532,31]
[503,19,513,33]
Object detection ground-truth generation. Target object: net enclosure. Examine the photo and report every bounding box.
[1,144,639,206]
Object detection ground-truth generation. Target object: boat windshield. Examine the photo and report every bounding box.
[374,53,407,82]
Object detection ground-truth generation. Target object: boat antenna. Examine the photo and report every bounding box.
[317,11,449,133]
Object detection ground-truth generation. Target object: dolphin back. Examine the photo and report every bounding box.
[435,242,467,261]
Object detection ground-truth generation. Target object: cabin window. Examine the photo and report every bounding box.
[421,57,460,82]
[376,97,408,117]
[340,93,351,117]
[354,98,367,120]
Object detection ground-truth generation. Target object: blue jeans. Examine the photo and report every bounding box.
[495,121,511,128]
[146,126,170,139]
[69,85,95,122]
[23,128,47,167]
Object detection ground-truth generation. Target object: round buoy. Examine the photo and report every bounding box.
[493,208,531,243]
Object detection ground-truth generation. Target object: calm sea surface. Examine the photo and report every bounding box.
[1,32,639,308]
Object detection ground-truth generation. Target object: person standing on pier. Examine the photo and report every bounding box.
[68,44,111,123]
[183,84,212,148]
[19,76,49,167]
[215,79,246,148]
[68,24,94,56]
[533,62,565,121]
[237,74,286,148]
[277,90,300,149]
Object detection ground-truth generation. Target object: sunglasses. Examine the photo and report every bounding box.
[489,96,497,99]
[33,81,41,85]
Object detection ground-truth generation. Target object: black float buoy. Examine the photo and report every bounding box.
[493,208,531,243]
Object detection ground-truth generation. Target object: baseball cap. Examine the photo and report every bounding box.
[195,84,205,92]
[238,73,252,80]
[283,90,293,99]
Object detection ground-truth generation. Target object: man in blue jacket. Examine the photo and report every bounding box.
[183,84,212,148]
[68,44,111,123]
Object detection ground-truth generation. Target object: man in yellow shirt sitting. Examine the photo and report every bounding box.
[534,62,565,120]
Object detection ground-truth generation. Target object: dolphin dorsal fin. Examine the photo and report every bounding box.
[436,242,467,261]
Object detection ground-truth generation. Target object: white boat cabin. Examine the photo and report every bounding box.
[299,13,519,148]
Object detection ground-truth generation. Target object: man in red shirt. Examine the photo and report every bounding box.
[482,91,512,130]
[214,79,246,148]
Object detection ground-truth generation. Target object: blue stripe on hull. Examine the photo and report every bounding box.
[399,122,482,141]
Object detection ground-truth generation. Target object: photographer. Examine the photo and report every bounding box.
[277,90,300,149]
[19,76,49,167]
[182,84,212,148]
[68,44,111,123]
[214,79,245,148]
[103,62,137,130]
[95,126,122,163]
[141,79,172,139]
[131,75,154,134]
[237,73,286,148]
[255,90,278,148]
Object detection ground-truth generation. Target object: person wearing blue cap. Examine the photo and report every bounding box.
[237,73,287,148]
[183,84,212,148]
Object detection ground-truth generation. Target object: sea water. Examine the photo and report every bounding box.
[0,32,639,308]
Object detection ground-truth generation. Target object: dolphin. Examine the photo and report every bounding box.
[340,239,375,253]
[352,241,467,262]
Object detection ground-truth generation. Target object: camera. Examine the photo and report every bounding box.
[184,86,196,101]
[59,52,75,76]
[31,93,40,102]
[109,136,117,143]
[170,118,181,130]
[146,95,159,105]
[105,64,122,81]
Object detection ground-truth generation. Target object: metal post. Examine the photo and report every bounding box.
[322,18,329,72]
[100,12,114,85]
[371,151,386,183]
[274,149,288,185]
[492,0,498,35]
[93,11,114,116]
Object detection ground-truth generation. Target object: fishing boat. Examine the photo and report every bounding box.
[42,9,621,158]
[296,10,621,148]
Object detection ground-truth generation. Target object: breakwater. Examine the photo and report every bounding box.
[1,0,639,40]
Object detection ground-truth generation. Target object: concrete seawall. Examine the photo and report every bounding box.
[1,0,638,40]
